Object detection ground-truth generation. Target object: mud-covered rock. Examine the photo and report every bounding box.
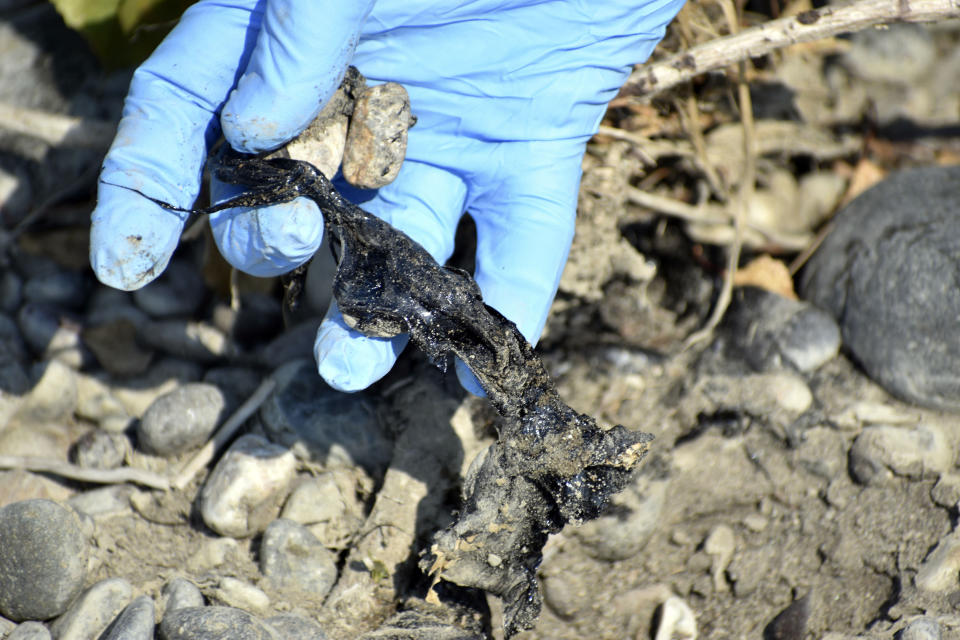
[280,471,365,548]
[342,82,412,189]
[900,617,942,640]
[800,166,960,410]
[0,499,89,621]
[848,423,952,485]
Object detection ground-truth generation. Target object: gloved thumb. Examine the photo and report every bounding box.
[221,0,375,153]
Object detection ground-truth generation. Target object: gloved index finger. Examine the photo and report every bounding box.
[221,0,376,153]
[92,2,266,290]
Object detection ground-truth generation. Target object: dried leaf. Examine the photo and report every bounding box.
[733,254,797,299]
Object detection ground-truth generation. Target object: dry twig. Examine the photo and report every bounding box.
[623,0,960,101]
[683,0,756,350]
[0,455,170,490]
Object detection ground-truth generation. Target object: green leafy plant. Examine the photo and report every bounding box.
[51,0,195,68]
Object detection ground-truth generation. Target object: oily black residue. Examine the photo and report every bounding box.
[156,150,653,638]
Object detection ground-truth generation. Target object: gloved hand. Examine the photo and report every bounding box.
[91,0,685,394]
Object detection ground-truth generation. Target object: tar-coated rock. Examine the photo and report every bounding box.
[137,383,227,456]
[159,606,276,640]
[800,166,960,409]
[0,499,89,622]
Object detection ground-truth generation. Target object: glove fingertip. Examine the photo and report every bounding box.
[90,183,185,290]
[221,73,318,154]
[314,311,407,392]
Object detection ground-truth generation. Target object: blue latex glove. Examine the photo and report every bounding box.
[91,0,685,394]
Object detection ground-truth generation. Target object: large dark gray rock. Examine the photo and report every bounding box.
[800,166,960,409]
[0,500,89,622]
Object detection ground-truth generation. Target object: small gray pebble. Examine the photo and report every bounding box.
[159,606,276,640]
[137,383,227,456]
[7,621,50,640]
[23,269,87,310]
[132,259,207,319]
[800,166,960,409]
[66,486,134,519]
[264,613,327,640]
[0,615,15,637]
[49,577,131,640]
[901,616,942,640]
[99,595,155,640]
[260,360,391,478]
[161,578,204,614]
[0,500,89,622]
[71,430,127,470]
[260,519,338,597]
[721,287,840,373]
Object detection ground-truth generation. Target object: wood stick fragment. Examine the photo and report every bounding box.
[623,0,960,101]
[0,455,170,490]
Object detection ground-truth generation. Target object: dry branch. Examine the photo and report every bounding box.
[623,0,960,101]
[0,455,170,490]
